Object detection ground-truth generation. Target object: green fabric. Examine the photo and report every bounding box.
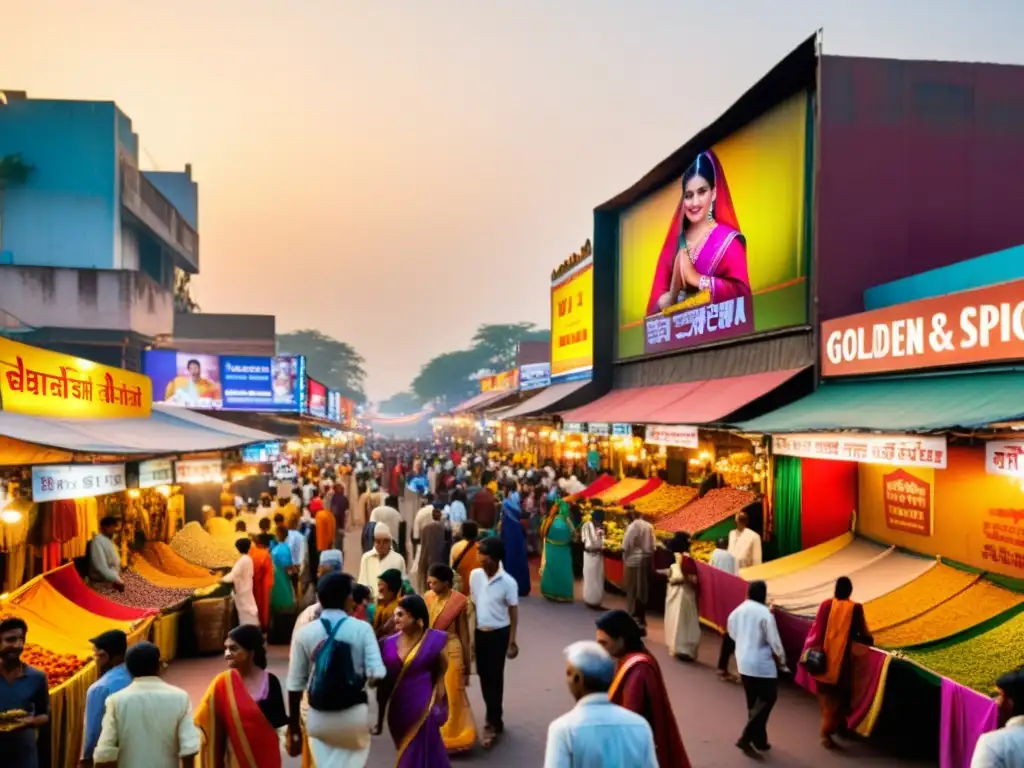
[773,455,802,557]
[737,369,1024,432]
[540,512,575,602]
[270,561,294,612]
[695,517,736,541]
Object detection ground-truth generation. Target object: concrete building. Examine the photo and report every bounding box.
[0,89,198,370]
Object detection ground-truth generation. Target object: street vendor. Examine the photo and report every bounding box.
[89,516,124,591]
[0,617,50,768]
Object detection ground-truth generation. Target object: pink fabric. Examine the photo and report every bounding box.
[695,561,747,631]
[940,677,998,768]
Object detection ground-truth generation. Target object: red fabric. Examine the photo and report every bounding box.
[51,500,80,543]
[694,560,747,632]
[44,564,154,619]
[612,654,691,768]
[800,459,857,549]
[572,474,617,500]
[250,546,273,628]
[308,498,324,514]
[559,368,807,424]
[616,478,664,506]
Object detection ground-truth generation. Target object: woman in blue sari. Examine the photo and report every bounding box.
[500,490,531,597]
[381,594,451,767]
[540,498,575,602]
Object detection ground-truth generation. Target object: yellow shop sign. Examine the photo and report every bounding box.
[0,337,152,419]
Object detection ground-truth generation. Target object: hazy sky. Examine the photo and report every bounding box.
[5,1,1023,400]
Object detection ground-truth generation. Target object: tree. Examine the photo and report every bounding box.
[471,322,551,371]
[377,391,421,415]
[277,329,367,403]
[411,348,490,409]
[173,269,200,313]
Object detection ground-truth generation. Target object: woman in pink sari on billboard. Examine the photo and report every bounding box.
[647,150,753,317]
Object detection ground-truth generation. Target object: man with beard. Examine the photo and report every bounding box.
[0,617,50,768]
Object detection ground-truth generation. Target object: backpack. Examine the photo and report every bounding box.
[307,617,367,712]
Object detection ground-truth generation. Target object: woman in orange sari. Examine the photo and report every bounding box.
[448,521,481,594]
[195,624,287,767]
[425,564,477,753]
[249,534,274,630]
[802,576,873,750]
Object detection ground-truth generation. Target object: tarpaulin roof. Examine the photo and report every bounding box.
[450,389,516,415]
[736,370,1024,433]
[0,404,278,456]
[499,380,590,420]
[559,368,805,425]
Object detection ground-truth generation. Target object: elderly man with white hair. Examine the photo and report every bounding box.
[544,640,658,768]
[357,522,406,600]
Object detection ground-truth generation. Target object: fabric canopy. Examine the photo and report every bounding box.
[498,379,590,419]
[0,403,278,456]
[450,389,519,415]
[736,370,1024,433]
[559,368,805,425]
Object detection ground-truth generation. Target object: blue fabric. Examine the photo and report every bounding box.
[271,540,293,569]
[501,495,531,597]
[285,529,304,568]
[82,664,132,760]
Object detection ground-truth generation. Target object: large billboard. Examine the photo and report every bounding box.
[143,350,306,412]
[616,92,811,360]
[550,244,594,383]
[307,378,327,418]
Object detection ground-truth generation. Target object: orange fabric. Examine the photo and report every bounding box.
[195,669,282,768]
[817,599,854,686]
[315,509,336,553]
[250,546,273,628]
[450,541,480,595]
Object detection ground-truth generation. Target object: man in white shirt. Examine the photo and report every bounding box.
[727,580,787,757]
[357,523,406,600]
[620,509,655,633]
[411,494,436,558]
[469,536,519,749]
[89,517,124,591]
[220,539,260,627]
[92,642,200,768]
[286,572,385,766]
[369,496,406,561]
[710,536,738,575]
[728,511,762,570]
[544,641,657,768]
[971,668,1024,768]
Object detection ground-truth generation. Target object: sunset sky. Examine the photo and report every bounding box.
[5,1,1023,400]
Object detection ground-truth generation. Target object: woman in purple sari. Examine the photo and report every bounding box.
[647,150,752,318]
[381,594,452,767]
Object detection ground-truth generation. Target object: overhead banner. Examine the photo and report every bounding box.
[143,350,306,412]
[644,424,699,448]
[883,468,933,537]
[138,458,174,489]
[1,337,151,419]
[617,92,810,360]
[821,278,1024,376]
[175,458,224,485]
[480,369,519,393]
[307,378,327,418]
[774,433,948,469]
[550,245,594,383]
[32,464,127,503]
[986,440,1024,479]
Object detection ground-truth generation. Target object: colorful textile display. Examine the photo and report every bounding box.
[739,532,854,581]
[939,677,998,768]
[44,564,156,620]
[569,474,616,501]
[864,564,980,633]
[614,478,663,506]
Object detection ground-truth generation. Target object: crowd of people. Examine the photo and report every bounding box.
[2,444,1023,767]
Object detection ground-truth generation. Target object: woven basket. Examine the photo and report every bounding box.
[192,596,233,654]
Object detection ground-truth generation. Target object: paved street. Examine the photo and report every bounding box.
[165,536,920,766]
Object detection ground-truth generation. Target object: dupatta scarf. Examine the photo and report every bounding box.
[195,669,282,768]
[384,629,450,766]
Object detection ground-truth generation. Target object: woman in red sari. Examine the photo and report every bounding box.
[195,624,287,767]
[596,609,691,768]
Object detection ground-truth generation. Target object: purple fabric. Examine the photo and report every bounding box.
[940,677,998,768]
[773,609,813,670]
[382,628,452,767]
[695,561,747,631]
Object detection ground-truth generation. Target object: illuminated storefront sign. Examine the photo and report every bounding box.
[32,464,127,502]
[774,433,948,469]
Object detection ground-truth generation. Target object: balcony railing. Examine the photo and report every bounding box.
[119,157,199,270]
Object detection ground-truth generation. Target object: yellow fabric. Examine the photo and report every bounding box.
[817,599,854,686]
[4,545,27,592]
[5,579,150,656]
[152,610,181,662]
[131,557,220,589]
[0,499,31,551]
[426,593,476,752]
[48,661,97,768]
[593,479,647,503]
[0,435,73,466]
[855,653,891,738]
[740,532,854,581]
[166,493,186,540]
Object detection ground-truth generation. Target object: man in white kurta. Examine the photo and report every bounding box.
[221,538,260,626]
[357,523,406,600]
[580,515,605,609]
[728,512,762,570]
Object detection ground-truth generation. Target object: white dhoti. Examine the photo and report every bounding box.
[582,552,605,607]
[665,562,701,659]
[304,701,372,768]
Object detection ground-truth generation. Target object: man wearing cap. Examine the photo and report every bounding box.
[971,668,1024,767]
[294,549,344,630]
[370,495,406,562]
[80,631,130,767]
[357,523,406,600]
